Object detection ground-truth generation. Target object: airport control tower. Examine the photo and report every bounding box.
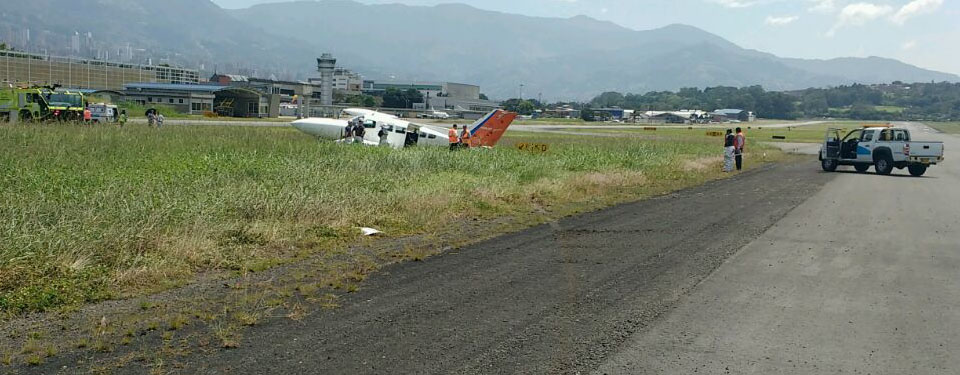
[317,53,337,106]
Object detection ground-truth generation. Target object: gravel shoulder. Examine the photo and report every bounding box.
[184,160,831,374]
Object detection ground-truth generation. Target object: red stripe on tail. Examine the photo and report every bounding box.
[472,110,517,147]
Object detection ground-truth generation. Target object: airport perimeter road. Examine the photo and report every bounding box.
[129,118,290,127]
[596,122,960,374]
[184,160,833,374]
[508,121,827,133]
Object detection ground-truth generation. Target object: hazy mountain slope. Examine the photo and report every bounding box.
[0,0,312,75]
[1,0,955,99]
[781,56,958,85]
[230,1,957,98]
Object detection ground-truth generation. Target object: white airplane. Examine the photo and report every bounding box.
[419,110,450,119]
[291,108,517,149]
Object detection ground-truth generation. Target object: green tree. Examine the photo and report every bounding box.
[580,108,596,122]
[479,93,489,100]
[501,99,538,115]
[381,88,423,108]
[591,91,625,108]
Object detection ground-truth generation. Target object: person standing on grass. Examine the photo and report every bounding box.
[734,127,746,171]
[119,110,128,128]
[449,124,461,150]
[354,118,366,144]
[157,113,165,129]
[83,107,92,124]
[460,126,472,149]
[378,127,389,146]
[723,129,735,172]
[344,120,354,142]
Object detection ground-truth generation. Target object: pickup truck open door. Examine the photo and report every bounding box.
[820,125,944,176]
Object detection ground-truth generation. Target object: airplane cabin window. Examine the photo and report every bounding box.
[364,120,376,129]
[428,134,437,139]
[395,128,405,134]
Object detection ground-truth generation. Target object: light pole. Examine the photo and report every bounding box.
[519,83,524,101]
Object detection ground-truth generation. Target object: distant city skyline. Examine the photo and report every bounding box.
[211,0,959,76]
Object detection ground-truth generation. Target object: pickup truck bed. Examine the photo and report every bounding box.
[820,126,944,176]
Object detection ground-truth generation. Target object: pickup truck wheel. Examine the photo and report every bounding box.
[908,165,927,177]
[854,164,870,173]
[821,159,838,172]
[874,156,894,175]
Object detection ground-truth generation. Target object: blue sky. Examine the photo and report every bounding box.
[213,0,959,75]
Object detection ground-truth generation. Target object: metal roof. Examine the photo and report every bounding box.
[714,109,745,115]
[124,82,231,92]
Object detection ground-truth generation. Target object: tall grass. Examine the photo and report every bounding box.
[0,123,729,314]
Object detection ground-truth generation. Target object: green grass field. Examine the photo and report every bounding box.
[0,123,784,315]
[555,121,862,143]
[512,118,805,126]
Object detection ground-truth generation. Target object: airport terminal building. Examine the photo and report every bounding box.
[2,50,496,118]
[364,81,498,112]
[122,83,273,117]
[0,50,199,90]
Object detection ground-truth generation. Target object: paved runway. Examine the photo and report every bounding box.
[596,122,960,374]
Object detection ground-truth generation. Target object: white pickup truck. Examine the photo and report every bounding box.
[819,126,944,176]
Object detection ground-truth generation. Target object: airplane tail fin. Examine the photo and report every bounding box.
[467,109,517,147]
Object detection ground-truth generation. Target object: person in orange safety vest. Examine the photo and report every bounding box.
[449,124,461,150]
[460,126,472,148]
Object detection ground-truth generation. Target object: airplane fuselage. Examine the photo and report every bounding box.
[291,107,518,149]
[291,112,448,149]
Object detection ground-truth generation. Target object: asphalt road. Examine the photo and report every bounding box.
[596,122,960,374]
[185,159,833,374]
[509,121,826,133]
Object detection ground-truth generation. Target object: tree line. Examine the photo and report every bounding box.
[585,82,960,121]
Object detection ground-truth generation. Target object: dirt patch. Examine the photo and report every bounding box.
[682,156,724,172]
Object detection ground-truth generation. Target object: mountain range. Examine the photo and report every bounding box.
[1,0,956,100]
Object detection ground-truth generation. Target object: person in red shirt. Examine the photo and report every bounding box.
[734,127,746,171]
[83,108,92,124]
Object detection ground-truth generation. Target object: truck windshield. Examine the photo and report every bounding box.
[47,93,83,107]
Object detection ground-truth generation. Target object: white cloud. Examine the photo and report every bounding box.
[891,0,943,25]
[709,0,766,8]
[765,15,799,25]
[901,40,917,50]
[827,2,894,36]
[808,0,837,13]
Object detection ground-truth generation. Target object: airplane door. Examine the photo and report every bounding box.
[405,125,421,148]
